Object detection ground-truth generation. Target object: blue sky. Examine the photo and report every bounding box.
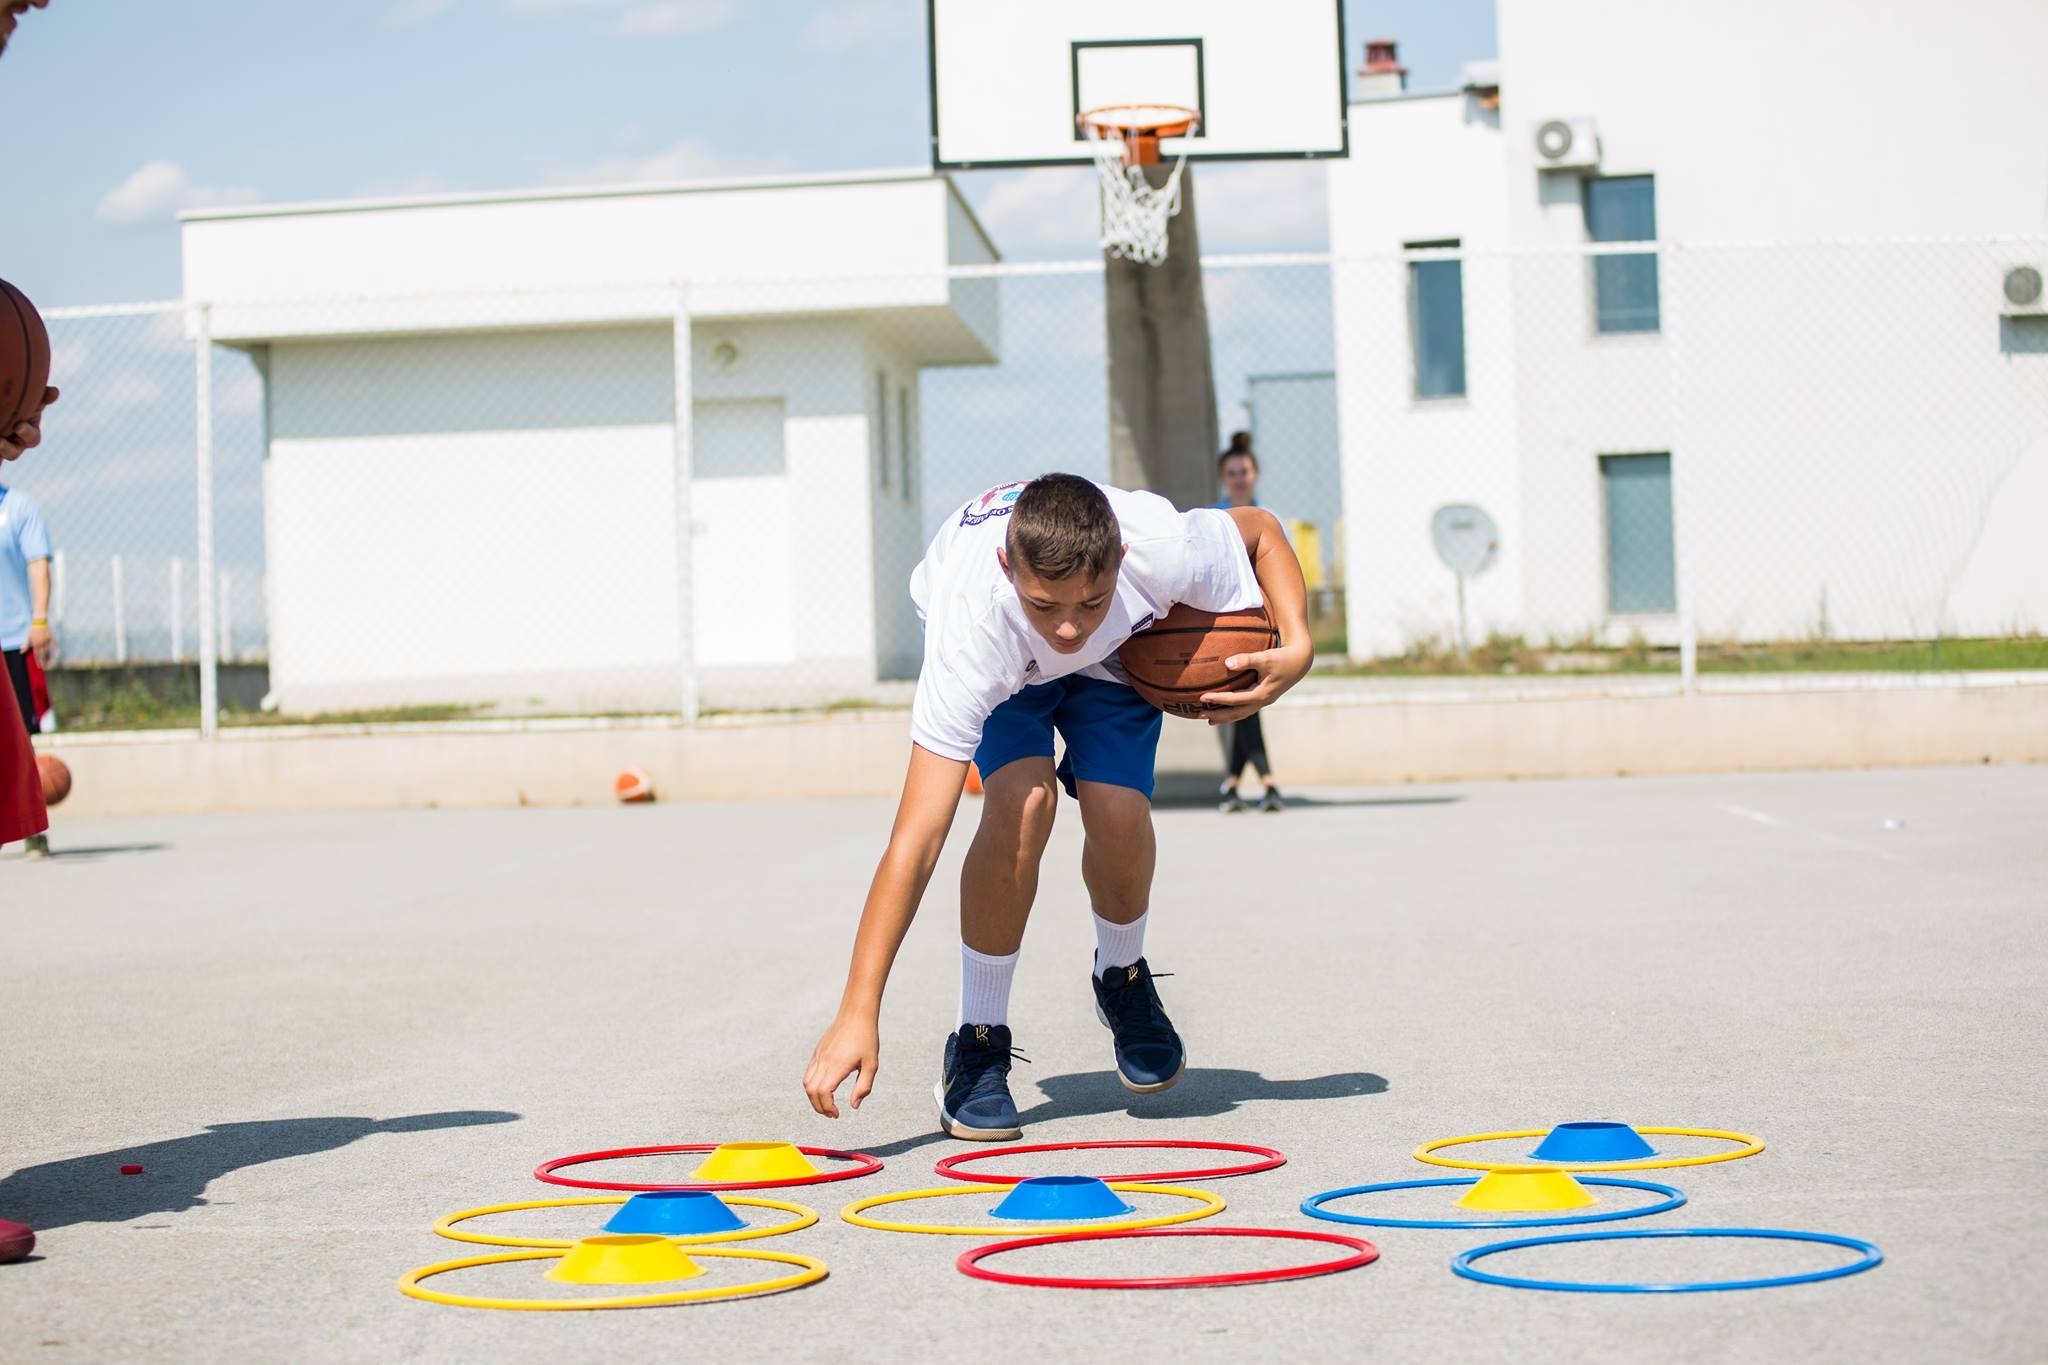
[3,0,1497,306]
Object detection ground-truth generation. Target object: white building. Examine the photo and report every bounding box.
[1329,2,2048,658]
[181,170,998,714]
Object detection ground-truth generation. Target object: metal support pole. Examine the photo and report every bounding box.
[670,290,698,724]
[195,304,219,735]
[111,554,126,663]
[170,557,184,662]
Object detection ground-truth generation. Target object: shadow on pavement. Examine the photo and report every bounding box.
[0,1111,520,1231]
[41,843,171,861]
[857,1069,1388,1160]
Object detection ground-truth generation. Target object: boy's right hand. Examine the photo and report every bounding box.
[802,1012,880,1119]
[1,385,57,463]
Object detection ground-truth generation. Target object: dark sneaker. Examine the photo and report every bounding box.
[1259,786,1284,813]
[1092,958,1186,1094]
[934,1024,1025,1141]
[22,834,49,860]
[1218,785,1247,813]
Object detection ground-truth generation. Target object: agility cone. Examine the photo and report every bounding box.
[545,1234,705,1285]
[688,1142,820,1184]
[1529,1121,1658,1163]
[989,1176,1137,1222]
[1456,1167,1599,1212]
[603,1190,747,1237]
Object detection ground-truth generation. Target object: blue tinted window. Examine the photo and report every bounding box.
[1409,253,1467,398]
[1585,176,1660,333]
[1602,453,1676,614]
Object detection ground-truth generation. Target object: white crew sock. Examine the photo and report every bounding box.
[958,943,1021,1029]
[1093,911,1148,975]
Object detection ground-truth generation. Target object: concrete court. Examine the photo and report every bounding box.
[1,763,2042,1364]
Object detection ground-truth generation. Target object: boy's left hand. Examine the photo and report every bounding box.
[1198,638,1314,724]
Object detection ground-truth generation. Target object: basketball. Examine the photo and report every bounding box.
[1,278,52,432]
[37,753,70,807]
[1118,603,1278,719]
[614,768,654,803]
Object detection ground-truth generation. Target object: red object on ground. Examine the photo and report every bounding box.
[934,1138,1287,1186]
[0,1218,34,1263]
[964,762,983,796]
[533,1143,883,1192]
[957,1225,1380,1290]
[120,1164,144,1175]
[0,667,47,844]
[613,768,654,803]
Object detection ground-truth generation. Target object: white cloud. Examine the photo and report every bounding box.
[1191,161,1329,252]
[801,0,919,52]
[97,161,261,224]
[608,0,731,36]
[967,168,1100,257]
[536,134,785,187]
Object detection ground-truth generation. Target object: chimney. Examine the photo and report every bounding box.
[1356,38,1407,100]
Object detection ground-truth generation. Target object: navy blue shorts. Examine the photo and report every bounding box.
[975,674,1163,800]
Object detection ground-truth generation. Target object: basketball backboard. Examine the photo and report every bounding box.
[928,1,1350,170]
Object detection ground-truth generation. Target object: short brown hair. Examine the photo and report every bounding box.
[1006,474,1120,581]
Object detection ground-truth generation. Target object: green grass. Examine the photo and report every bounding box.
[1323,633,2048,678]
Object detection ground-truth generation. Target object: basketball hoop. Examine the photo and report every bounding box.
[1079,104,1201,266]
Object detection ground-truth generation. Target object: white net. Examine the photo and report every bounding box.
[1082,113,1194,267]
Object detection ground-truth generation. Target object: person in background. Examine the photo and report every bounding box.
[1215,432,1284,813]
[2,415,58,861]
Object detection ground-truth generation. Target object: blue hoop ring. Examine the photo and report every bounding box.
[1452,1226,1883,1293]
[1300,1176,1685,1230]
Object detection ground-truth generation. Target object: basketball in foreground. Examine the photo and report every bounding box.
[1118,603,1278,718]
[1,277,52,431]
[37,753,70,807]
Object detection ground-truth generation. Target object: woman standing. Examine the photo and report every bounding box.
[1214,432,1283,813]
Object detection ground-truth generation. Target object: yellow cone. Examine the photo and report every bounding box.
[545,1235,705,1285]
[689,1141,821,1184]
[1456,1167,1599,1212]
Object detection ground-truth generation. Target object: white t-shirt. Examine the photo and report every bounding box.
[908,481,1265,761]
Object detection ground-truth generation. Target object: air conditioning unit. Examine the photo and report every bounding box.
[2001,265,2046,314]
[1533,118,1600,171]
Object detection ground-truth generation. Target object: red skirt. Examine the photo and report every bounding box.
[0,671,47,844]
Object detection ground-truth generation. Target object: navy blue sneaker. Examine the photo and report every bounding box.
[1092,958,1186,1094]
[935,1024,1025,1140]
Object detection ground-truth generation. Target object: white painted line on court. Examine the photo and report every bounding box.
[1720,804,1908,864]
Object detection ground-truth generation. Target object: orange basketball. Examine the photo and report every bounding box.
[0,278,52,432]
[37,753,70,807]
[614,768,654,803]
[1117,603,1277,719]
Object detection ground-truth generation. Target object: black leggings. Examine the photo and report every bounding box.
[2,650,35,737]
[1221,711,1270,783]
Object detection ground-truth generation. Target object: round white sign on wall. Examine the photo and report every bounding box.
[1431,504,1500,578]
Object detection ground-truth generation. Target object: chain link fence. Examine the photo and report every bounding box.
[20,236,2046,732]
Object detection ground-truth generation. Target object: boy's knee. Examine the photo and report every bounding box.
[1077,782,1152,842]
[981,763,1060,845]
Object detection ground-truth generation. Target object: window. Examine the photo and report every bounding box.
[1601,453,1676,614]
[874,371,890,492]
[1406,239,1467,398]
[896,387,913,502]
[1584,175,1659,334]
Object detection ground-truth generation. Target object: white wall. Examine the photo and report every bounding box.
[1330,91,1523,656]
[1329,2,2048,654]
[865,332,926,681]
[265,319,893,713]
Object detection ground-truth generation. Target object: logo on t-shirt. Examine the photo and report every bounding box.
[960,481,1028,527]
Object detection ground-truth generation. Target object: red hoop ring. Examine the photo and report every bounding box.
[957,1226,1379,1290]
[934,1139,1285,1186]
[533,1144,883,1192]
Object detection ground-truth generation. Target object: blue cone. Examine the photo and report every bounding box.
[602,1190,748,1236]
[989,1176,1137,1221]
[1529,1122,1659,1163]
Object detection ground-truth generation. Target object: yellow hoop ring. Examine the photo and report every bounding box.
[396,1245,827,1311]
[1413,1127,1766,1172]
[840,1181,1224,1236]
[433,1195,818,1249]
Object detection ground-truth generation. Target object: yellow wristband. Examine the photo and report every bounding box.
[30,619,47,628]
